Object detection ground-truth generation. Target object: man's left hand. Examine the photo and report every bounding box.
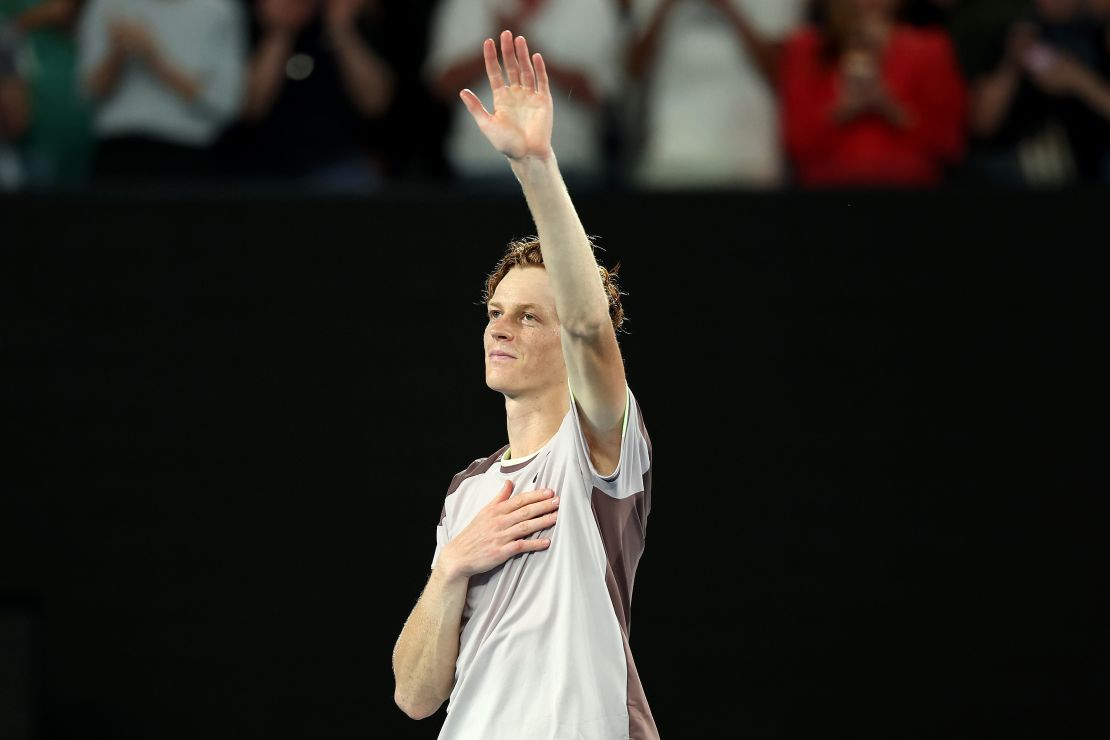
[459,30,554,162]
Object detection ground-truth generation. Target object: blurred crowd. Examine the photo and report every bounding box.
[1,0,1109,191]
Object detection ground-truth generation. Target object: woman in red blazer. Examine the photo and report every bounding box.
[779,0,968,187]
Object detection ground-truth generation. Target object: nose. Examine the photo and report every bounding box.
[489,316,512,343]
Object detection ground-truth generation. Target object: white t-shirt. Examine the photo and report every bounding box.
[425,0,620,178]
[432,388,656,739]
[77,0,245,146]
[628,0,805,187]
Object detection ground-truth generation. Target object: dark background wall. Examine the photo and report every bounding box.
[2,189,1107,740]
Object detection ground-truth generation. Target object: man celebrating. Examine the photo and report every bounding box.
[392,31,658,740]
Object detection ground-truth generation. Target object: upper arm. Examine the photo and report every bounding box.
[562,325,626,476]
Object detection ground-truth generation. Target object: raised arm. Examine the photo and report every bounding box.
[460,31,626,471]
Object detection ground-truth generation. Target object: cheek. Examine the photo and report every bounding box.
[542,331,565,367]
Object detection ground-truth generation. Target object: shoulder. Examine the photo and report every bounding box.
[567,386,652,484]
[446,445,508,498]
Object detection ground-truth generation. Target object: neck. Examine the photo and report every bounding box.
[503,382,569,460]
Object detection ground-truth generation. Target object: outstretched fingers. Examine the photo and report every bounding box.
[533,52,550,97]
[515,35,535,91]
[500,30,521,86]
[482,37,504,92]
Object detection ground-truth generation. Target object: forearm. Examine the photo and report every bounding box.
[0,79,30,138]
[717,2,780,85]
[330,26,395,118]
[243,31,293,120]
[1075,71,1110,122]
[509,155,609,336]
[146,48,202,103]
[970,67,1020,137]
[392,566,469,720]
[627,0,675,80]
[86,46,128,100]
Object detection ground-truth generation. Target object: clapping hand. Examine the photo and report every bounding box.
[109,18,157,61]
[835,48,908,126]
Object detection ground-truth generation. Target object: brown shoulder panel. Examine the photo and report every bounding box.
[440,445,509,525]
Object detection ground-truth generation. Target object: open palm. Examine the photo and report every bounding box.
[460,31,554,161]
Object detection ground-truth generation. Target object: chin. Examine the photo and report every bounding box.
[484,370,510,395]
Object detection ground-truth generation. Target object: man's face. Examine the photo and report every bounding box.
[484,266,566,398]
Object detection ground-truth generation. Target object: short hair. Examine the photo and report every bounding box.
[482,236,626,333]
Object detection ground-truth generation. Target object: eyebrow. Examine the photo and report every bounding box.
[487,302,543,313]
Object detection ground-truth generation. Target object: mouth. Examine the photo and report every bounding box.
[488,352,516,361]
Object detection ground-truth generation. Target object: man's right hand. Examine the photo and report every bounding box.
[438,482,559,580]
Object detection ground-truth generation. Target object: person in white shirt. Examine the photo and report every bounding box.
[625,0,806,188]
[77,0,245,179]
[394,31,658,740]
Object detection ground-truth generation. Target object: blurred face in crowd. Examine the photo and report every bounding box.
[1034,0,1083,22]
[484,266,567,400]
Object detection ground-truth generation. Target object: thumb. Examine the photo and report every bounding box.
[460,89,492,127]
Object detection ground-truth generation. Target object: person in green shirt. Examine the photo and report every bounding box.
[0,0,93,187]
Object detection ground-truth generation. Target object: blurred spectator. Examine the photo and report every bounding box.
[780,0,967,187]
[0,0,94,187]
[219,0,395,189]
[625,0,806,189]
[77,0,246,181]
[0,20,27,187]
[426,0,620,183]
[966,0,1110,186]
